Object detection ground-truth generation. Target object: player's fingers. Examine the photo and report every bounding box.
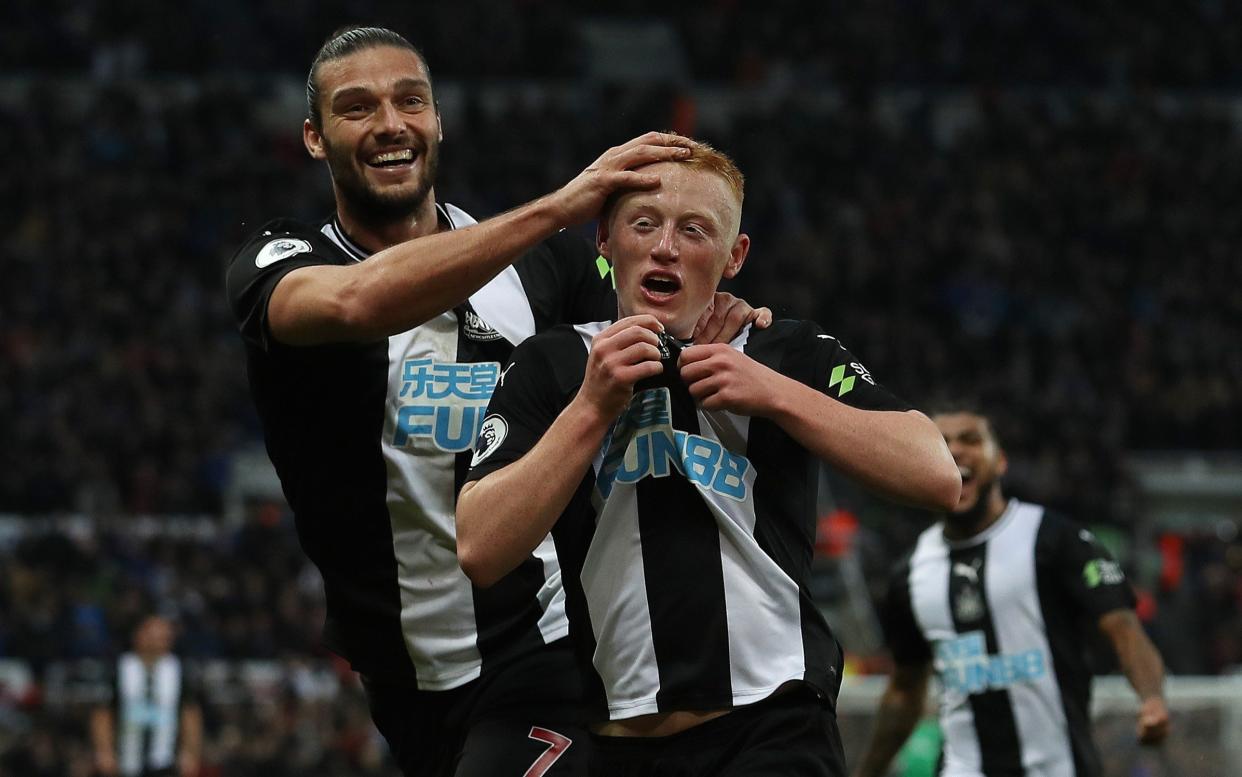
[616,359,666,385]
[597,316,662,344]
[605,132,693,159]
[615,340,662,366]
[614,314,665,333]
[677,343,727,368]
[609,142,693,172]
[754,306,774,329]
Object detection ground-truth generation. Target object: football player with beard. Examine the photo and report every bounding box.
[853,407,1170,777]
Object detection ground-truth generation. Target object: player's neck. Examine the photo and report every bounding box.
[335,190,442,253]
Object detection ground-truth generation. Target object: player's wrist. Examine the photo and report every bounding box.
[566,392,621,437]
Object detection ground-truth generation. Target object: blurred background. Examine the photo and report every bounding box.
[1,1,1240,775]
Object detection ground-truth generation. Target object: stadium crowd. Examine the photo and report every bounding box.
[2,2,1241,773]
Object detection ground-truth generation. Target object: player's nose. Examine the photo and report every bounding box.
[650,226,679,262]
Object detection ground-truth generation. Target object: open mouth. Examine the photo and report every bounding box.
[958,465,975,486]
[641,273,682,296]
[367,148,417,168]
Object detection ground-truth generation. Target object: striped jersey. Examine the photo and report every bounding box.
[226,204,614,688]
[108,653,196,776]
[465,319,910,720]
[882,499,1136,777]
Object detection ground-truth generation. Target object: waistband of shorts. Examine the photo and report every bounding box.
[590,683,827,752]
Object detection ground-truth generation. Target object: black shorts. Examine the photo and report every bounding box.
[363,640,591,777]
[588,687,846,777]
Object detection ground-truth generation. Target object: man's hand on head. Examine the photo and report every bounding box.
[692,292,772,344]
[552,132,693,226]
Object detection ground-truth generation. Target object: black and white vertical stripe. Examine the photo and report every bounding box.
[320,204,566,689]
[906,500,1075,777]
[116,654,182,776]
[572,321,831,719]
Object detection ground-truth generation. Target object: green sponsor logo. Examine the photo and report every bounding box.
[829,364,856,397]
[595,255,615,288]
[1083,558,1124,588]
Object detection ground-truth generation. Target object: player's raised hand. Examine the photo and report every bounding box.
[577,315,666,420]
[550,132,693,225]
[1136,696,1170,745]
[678,343,783,416]
[693,291,773,344]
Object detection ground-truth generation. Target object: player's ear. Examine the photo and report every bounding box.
[596,217,612,260]
[304,119,327,161]
[722,233,750,279]
[995,448,1009,478]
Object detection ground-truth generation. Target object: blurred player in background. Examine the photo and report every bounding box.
[456,139,960,776]
[852,407,1170,777]
[225,26,766,777]
[90,615,202,777]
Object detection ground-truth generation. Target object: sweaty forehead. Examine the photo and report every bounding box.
[618,163,739,222]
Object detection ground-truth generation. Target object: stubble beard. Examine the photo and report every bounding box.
[944,474,997,537]
[325,136,440,227]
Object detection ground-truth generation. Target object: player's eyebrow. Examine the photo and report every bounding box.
[331,78,432,103]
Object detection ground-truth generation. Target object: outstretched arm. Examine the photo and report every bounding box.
[269,133,692,345]
[1098,609,1170,744]
[678,345,960,511]
[457,316,665,587]
[852,662,933,777]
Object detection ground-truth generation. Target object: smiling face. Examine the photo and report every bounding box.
[303,45,441,223]
[934,411,1008,516]
[599,161,749,338]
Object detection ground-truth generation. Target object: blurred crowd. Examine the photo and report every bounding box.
[6,1,1242,88]
[0,514,399,776]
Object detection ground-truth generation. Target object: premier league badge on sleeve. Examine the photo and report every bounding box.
[471,415,509,467]
[255,237,312,268]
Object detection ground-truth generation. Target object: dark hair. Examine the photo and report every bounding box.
[306,26,430,128]
[924,397,1003,449]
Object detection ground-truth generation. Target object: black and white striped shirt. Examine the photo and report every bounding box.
[109,653,194,776]
[882,499,1136,777]
[226,204,614,688]
[465,319,910,720]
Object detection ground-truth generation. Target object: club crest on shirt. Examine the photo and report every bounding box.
[471,415,509,466]
[255,237,312,268]
[462,309,503,342]
[954,585,985,622]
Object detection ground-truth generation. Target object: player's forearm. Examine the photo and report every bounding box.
[853,685,927,777]
[272,195,568,345]
[90,707,114,755]
[457,396,613,588]
[767,380,960,511]
[180,705,203,758]
[1108,614,1166,701]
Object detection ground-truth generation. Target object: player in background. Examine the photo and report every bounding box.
[91,616,202,777]
[225,26,766,777]
[852,407,1170,777]
[456,139,960,775]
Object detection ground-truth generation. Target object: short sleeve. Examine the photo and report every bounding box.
[880,561,933,666]
[1040,515,1136,620]
[515,231,617,331]
[805,325,911,412]
[225,220,339,351]
[464,332,579,482]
